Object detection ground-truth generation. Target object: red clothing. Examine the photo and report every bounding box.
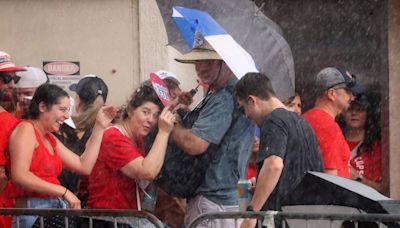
[88,127,144,209]
[0,111,19,228]
[303,108,350,178]
[0,112,19,165]
[347,140,382,182]
[247,163,257,179]
[7,121,62,199]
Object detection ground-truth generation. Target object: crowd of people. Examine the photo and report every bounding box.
[0,48,382,228]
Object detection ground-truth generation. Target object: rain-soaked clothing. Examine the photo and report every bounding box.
[0,111,19,228]
[347,140,382,182]
[193,77,254,206]
[303,108,351,178]
[257,108,323,211]
[88,127,144,209]
[7,121,62,199]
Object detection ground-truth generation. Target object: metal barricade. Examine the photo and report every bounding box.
[188,211,400,228]
[0,208,165,228]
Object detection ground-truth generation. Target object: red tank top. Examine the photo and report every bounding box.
[7,121,63,198]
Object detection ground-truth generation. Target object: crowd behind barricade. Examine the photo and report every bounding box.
[0,50,382,228]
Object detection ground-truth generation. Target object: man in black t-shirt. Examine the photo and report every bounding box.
[234,72,323,228]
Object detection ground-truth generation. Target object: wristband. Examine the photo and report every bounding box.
[61,188,68,198]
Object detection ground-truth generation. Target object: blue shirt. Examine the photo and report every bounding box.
[193,77,255,205]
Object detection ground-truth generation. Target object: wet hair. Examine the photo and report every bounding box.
[28,83,69,120]
[234,72,276,101]
[339,92,381,153]
[121,84,163,120]
[73,95,106,131]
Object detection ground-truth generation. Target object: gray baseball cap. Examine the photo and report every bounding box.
[315,67,356,93]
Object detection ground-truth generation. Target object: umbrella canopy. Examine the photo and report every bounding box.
[172,6,258,79]
[156,0,295,101]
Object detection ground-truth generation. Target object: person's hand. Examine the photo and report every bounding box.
[178,91,194,106]
[350,166,363,181]
[240,218,257,228]
[95,105,119,129]
[158,107,175,134]
[63,189,81,209]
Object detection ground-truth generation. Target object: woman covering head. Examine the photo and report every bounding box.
[6,83,117,227]
[54,75,108,207]
[88,84,175,211]
[340,85,382,192]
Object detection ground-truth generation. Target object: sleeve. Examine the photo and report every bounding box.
[191,91,234,145]
[257,117,288,162]
[100,128,143,171]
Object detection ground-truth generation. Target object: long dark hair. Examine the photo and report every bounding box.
[28,83,69,120]
[339,91,381,153]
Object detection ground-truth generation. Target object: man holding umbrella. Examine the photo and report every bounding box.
[168,48,255,227]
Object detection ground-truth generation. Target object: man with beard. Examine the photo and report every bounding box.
[303,67,356,178]
[160,48,254,227]
[0,51,26,227]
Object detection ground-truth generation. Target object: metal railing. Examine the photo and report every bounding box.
[0,208,165,228]
[188,211,400,228]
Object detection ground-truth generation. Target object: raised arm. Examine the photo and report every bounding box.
[57,105,118,175]
[120,107,175,180]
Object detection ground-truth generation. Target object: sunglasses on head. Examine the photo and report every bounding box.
[0,74,21,84]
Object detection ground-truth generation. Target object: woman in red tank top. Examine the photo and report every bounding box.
[7,84,117,227]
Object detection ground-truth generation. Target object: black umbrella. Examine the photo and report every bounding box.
[156,0,295,101]
[285,171,400,214]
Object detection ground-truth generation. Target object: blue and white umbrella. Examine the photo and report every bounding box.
[172,6,258,79]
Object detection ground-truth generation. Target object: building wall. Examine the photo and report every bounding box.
[388,0,400,199]
[0,0,138,107]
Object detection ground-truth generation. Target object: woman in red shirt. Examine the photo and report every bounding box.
[7,83,117,227]
[341,89,382,192]
[88,84,175,210]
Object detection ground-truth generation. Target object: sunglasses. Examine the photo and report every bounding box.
[0,74,21,84]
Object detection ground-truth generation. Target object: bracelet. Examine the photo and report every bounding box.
[61,188,68,198]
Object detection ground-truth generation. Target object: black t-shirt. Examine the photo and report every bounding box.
[257,108,323,211]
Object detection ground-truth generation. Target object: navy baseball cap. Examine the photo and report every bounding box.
[69,75,108,104]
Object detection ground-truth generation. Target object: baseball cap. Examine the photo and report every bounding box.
[175,48,222,64]
[350,84,370,108]
[155,70,180,85]
[69,75,108,104]
[0,51,26,72]
[16,67,48,88]
[315,67,356,93]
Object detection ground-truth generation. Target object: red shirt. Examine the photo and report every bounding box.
[88,127,144,209]
[0,111,19,228]
[303,108,350,178]
[0,112,19,165]
[347,140,382,182]
[7,121,62,198]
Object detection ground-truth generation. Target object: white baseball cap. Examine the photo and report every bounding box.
[155,70,180,85]
[16,67,48,88]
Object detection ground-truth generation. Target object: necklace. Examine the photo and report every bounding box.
[121,121,136,146]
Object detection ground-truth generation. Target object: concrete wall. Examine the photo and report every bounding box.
[0,0,138,107]
[0,0,202,107]
[388,0,400,199]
